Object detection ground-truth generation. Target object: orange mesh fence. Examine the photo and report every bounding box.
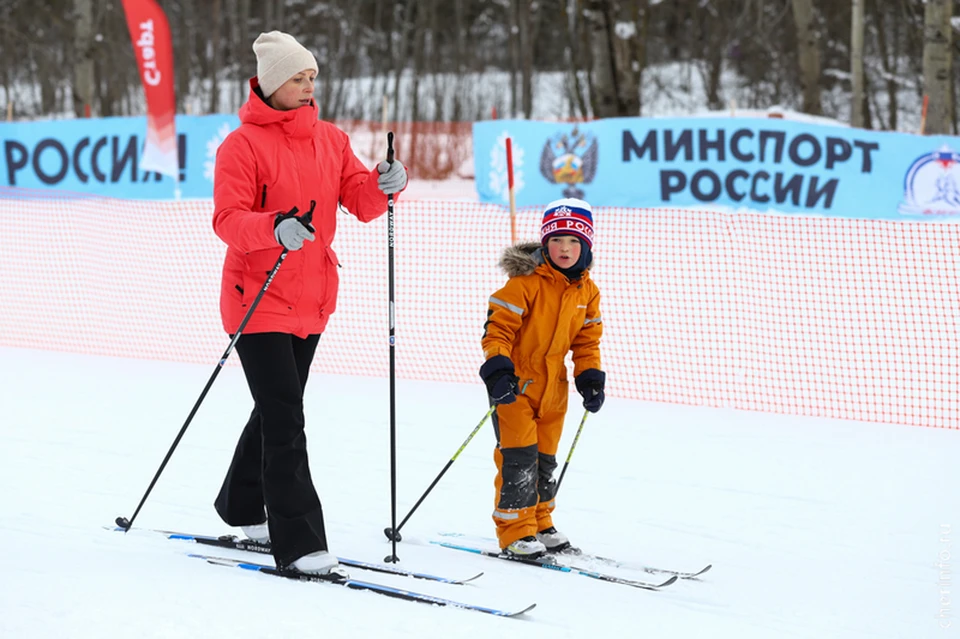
[0,186,957,429]
[336,120,474,180]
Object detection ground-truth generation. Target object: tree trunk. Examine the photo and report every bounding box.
[790,0,822,115]
[409,0,429,122]
[391,0,416,121]
[850,0,865,127]
[208,0,222,114]
[37,49,58,116]
[451,0,465,120]
[584,0,620,118]
[176,0,196,114]
[634,0,650,116]
[262,0,273,30]
[518,0,533,118]
[225,0,240,111]
[72,0,95,117]
[612,0,641,115]
[275,0,285,31]
[236,0,250,108]
[561,0,590,119]
[921,0,953,134]
[698,4,724,112]
[507,0,519,118]
[870,0,897,130]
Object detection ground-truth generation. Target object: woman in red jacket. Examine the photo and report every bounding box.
[211,31,407,577]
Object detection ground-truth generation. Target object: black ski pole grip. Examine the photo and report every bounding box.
[387,132,394,165]
[302,199,316,227]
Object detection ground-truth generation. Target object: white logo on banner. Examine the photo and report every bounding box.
[898,145,960,216]
[488,132,525,203]
[203,123,234,183]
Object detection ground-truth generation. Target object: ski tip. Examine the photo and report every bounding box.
[683,564,713,579]
[454,572,485,585]
[189,554,236,567]
[507,602,537,617]
[659,575,680,588]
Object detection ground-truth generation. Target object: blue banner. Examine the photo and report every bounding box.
[474,117,960,220]
[0,114,239,199]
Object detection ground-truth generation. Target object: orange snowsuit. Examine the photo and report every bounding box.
[481,242,603,549]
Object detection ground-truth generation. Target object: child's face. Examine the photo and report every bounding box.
[546,235,582,268]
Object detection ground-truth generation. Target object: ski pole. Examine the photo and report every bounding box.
[555,409,590,494]
[383,379,530,543]
[384,132,400,564]
[116,201,316,532]
[384,404,497,543]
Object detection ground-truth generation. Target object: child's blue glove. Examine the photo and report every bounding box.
[575,369,605,413]
[479,355,519,405]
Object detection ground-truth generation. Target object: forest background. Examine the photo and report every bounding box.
[1,0,958,137]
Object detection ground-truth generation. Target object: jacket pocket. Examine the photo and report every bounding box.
[321,246,341,317]
[241,248,297,313]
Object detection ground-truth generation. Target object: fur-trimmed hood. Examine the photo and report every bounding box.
[498,242,545,277]
[498,241,593,278]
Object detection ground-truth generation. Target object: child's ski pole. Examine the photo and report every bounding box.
[555,409,590,494]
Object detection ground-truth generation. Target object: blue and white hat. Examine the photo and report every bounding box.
[540,198,594,249]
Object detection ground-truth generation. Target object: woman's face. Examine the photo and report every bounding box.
[267,69,317,111]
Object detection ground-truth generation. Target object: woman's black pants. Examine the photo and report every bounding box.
[214,332,327,567]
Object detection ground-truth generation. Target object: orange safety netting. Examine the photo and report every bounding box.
[339,120,474,181]
[1,186,957,429]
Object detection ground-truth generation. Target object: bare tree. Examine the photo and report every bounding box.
[850,0,865,127]
[73,0,95,117]
[870,0,898,130]
[921,0,953,134]
[235,0,251,109]
[1,0,957,128]
[507,0,519,117]
[612,0,643,115]
[584,0,621,118]
[208,0,223,113]
[390,1,416,122]
[561,0,590,119]
[275,0,285,31]
[791,0,822,115]
[633,0,650,115]
[518,0,534,118]
[697,0,726,111]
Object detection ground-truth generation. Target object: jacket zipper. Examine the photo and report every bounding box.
[260,184,267,209]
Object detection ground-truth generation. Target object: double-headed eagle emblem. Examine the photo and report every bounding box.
[539,126,599,199]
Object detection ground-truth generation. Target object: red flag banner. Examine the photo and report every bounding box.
[120,0,178,179]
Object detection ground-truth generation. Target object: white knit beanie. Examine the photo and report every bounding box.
[253,31,319,98]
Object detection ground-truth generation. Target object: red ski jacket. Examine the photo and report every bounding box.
[213,78,393,338]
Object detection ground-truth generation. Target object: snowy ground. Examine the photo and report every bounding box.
[0,346,956,638]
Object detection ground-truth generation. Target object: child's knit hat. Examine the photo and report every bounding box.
[540,198,594,249]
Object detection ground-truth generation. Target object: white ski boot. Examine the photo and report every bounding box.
[503,536,547,558]
[291,550,349,579]
[241,523,270,543]
[537,526,578,554]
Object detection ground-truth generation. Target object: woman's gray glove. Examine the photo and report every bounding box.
[377,160,408,194]
[273,205,315,251]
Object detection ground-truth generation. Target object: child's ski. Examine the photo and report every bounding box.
[190,554,534,617]
[432,541,677,591]
[437,532,711,579]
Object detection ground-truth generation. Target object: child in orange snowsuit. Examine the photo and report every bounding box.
[479,198,605,557]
